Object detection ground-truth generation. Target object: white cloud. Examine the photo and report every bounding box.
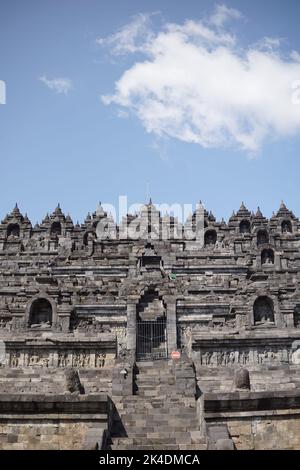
[254,36,283,53]
[100,4,300,153]
[291,50,300,62]
[0,80,6,105]
[209,3,242,28]
[39,76,73,95]
[96,13,156,55]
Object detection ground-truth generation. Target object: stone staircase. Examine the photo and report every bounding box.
[109,360,207,450]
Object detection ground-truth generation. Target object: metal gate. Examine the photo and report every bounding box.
[136,318,167,361]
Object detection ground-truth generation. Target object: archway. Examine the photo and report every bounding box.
[257,229,269,246]
[136,289,167,361]
[253,296,274,325]
[29,298,52,327]
[83,231,96,245]
[239,220,251,234]
[7,223,20,237]
[281,220,292,234]
[261,249,274,265]
[204,230,217,247]
[51,222,61,236]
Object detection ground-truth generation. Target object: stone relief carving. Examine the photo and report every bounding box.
[198,346,289,366]
[0,318,12,330]
[6,349,112,368]
[74,320,112,332]
[291,347,300,364]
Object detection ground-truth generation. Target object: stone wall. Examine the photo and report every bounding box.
[0,394,109,450]
[0,422,95,450]
[204,388,300,450]
[222,416,300,450]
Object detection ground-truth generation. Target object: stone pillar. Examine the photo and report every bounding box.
[275,252,281,270]
[284,311,294,328]
[59,314,71,333]
[165,297,177,354]
[255,254,260,269]
[126,301,137,353]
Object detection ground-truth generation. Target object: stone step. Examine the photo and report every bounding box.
[120,411,198,420]
[113,432,202,444]
[119,400,197,408]
[121,415,199,422]
[179,444,207,450]
[121,426,199,434]
[121,396,191,404]
[136,360,173,367]
[119,409,192,416]
[119,406,197,414]
[135,379,175,385]
[135,385,175,391]
[120,411,197,420]
[136,367,174,373]
[113,436,195,445]
[111,444,180,450]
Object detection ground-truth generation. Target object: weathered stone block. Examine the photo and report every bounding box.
[64,369,85,394]
[234,368,251,390]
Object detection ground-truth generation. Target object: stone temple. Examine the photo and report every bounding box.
[0,200,300,450]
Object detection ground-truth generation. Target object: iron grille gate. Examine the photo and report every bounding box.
[136,318,167,361]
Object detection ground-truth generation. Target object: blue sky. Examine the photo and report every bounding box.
[1,0,300,224]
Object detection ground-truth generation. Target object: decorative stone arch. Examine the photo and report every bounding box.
[135,287,167,360]
[126,284,177,358]
[138,288,167,316]
[253,296,274,325]
[281,219,293,234]
[239,219,251,234]
[261,248,274,265]
[204,229,217,247]
[136,283,159,297]
[50,221,62,236]
[83,230,96,246]
[248,292,282,327]
[25,294,58,327]
[7,223,20,238]
[256,228,269,246]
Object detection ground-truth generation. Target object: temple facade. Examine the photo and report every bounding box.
[0,200,300,450]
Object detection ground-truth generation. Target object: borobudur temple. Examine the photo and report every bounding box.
[0,200,300,450]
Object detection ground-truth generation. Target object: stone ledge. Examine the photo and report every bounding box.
[193,332,300,343]
[0,393,108,413]
[204,389,300,413]
[0,413,107,421]
[205,407,300,419]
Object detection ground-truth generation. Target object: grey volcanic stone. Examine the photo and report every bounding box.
[0,200,299,449]
[65,368,85,394]
[235,368,251,390]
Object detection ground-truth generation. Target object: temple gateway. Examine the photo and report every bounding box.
[0,200,300,450]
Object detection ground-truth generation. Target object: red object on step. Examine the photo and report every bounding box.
[171,350,181,360]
